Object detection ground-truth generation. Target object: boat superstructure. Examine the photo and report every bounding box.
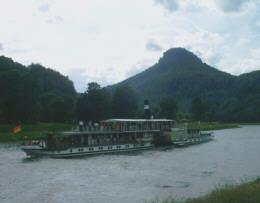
[162,119,214,146]
[172,128,214,146]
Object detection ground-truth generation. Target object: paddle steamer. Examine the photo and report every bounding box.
[20,119,174,158]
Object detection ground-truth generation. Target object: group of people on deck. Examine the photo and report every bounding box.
[79,121,99,132]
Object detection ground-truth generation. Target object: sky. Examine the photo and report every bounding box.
[0,0,260,93]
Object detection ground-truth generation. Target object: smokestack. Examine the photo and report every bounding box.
[144,99,150,119]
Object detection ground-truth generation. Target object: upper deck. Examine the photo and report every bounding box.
[67,119,176,135]
[100,119,175,132]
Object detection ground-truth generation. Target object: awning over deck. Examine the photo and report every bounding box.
[101,119,175,123]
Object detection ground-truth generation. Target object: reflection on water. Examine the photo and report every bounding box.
[0,125,260,203]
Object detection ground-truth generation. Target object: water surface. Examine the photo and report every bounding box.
[0,125,260,203]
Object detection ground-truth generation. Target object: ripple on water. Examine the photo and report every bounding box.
[154,184,173,189]
[201,171,215,177]
[176,181,192,188]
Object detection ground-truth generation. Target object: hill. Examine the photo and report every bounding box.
[107,48,260,122]
[0,56,76,123]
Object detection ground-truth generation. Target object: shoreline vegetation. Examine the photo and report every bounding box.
[148,177,260,203]
[0,122,258,143]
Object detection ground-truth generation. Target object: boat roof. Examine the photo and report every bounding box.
[57,131,112,136]
[101,119,175,123]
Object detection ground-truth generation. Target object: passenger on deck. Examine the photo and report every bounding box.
[79,121,84,131]
[94,123,98,131]
[88,121,92,131]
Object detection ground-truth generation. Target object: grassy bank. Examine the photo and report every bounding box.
[151,178,260,203]
[0,123,72,142]
[0,122,256,143]
[187,122,239,131]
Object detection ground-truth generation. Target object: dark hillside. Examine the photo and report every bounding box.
[28,64,76,97]
[107,48,236,110]
[0,56,76,123]
[0,56,27,73]
[236,70,260,98]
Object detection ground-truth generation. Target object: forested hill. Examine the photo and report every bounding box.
[107,48,260,121]
[0,48,259,124]
[107,48,234,108]
[0,56,76,123]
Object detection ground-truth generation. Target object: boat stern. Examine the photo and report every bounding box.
[20,141,44,157]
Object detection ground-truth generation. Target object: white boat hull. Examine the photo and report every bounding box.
[21,143,154,158]
[173,136,213,146]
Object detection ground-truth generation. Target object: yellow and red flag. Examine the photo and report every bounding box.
[13,125,21,133]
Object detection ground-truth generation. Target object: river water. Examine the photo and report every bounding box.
[0,125,260,203]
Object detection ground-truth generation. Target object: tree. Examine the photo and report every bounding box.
[160,96,178,119]
[208,106,216,123]
[74,82,113,122]
[113,86,138,118]
[29,63,76,98]
[189,97,207,121]
[39,92,73,123]
[0,70,39,123]
[150,104,160,119]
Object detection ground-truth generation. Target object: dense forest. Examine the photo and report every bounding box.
[107,48,260,122]
[0,47,259,124]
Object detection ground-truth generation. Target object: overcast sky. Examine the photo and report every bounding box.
[0,0,260,92]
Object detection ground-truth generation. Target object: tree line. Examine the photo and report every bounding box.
[74,83,215,124]
[0,54,259,124]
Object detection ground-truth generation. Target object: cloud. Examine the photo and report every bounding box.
[66,66,124,91]
[65,68,88,93]
[39,4,50,13]
[146,40,163,52]
[207,52,222,67]
[224,48,260,75]
[55,16,63,22]
[155,0,179,12]
[46,16,63,24]
[214,0,250,13]
[0,43,3,50]
[126,58,155,78]
[46,19,53,24]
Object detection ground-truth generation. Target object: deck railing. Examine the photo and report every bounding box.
[72,124,173,132]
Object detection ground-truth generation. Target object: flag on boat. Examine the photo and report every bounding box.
[13,125,21,133]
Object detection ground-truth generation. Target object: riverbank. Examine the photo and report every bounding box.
[0,123,72,142]
[152,177,260,203]
[187,122,239,131]
[0,122,257,143]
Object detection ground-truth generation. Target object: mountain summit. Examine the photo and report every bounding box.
[158,47,202,66]
[107,48,235,110]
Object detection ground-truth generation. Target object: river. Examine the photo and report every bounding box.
[0,125,260,203]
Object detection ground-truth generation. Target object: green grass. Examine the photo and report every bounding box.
[187,122,239,131]
[0,122,257,142]
[0,123,72,142]
[148,177,260,203]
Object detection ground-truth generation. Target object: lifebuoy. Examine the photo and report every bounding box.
[116,125,120,131]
